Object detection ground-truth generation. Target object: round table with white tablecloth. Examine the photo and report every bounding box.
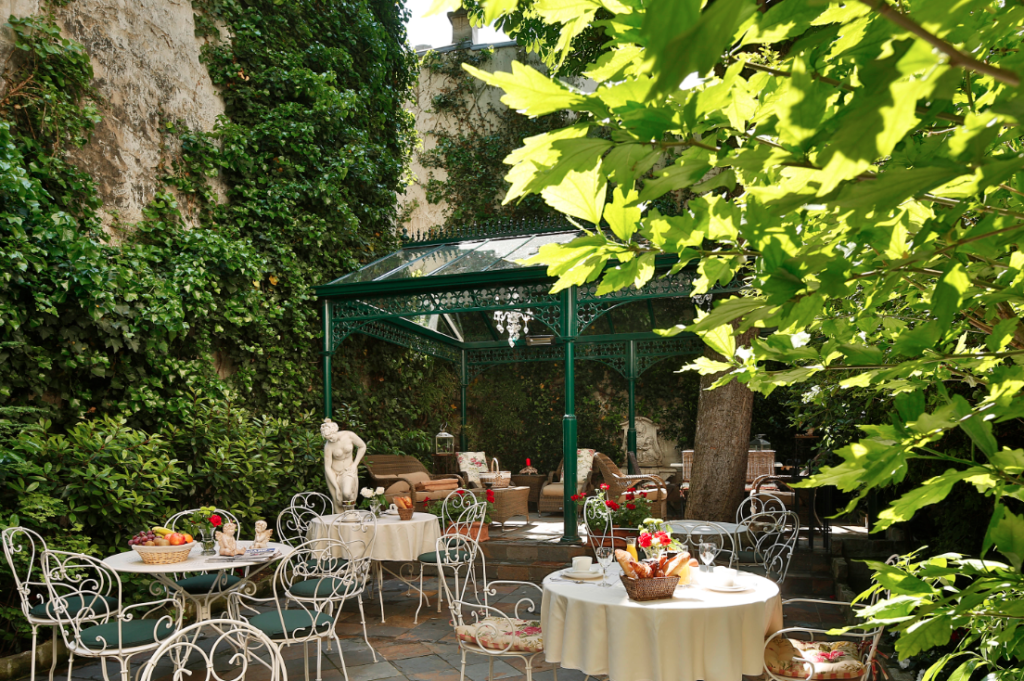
[541,566,782,681]
[306,512,441,561]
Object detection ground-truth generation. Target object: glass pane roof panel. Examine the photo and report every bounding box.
[333,248,435,284]
[487,232,577,271]
[384,243,478,280]
[434,237,531,276]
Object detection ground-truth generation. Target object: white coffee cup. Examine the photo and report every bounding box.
[717,567,737,587]
[572,556,593,573]
[388,504,399,514]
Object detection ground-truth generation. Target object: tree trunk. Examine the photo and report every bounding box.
[684,327,755,522]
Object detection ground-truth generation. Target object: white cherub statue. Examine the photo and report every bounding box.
[320,418,367,511]
[215,520,246,556]
[252,520,273,548]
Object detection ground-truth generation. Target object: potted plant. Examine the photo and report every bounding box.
[425,489,495,542]
[575,484,656,550]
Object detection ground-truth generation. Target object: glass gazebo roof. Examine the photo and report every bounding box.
[326,232,579,286]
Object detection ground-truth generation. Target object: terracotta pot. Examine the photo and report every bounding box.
[585,527,639,553]
[445,522,490,542]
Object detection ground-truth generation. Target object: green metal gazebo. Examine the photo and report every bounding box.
[314,219,732,542]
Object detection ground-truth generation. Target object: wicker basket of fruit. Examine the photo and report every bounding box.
[129,528,195,565]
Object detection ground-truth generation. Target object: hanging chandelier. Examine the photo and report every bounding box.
[494,309,533,347]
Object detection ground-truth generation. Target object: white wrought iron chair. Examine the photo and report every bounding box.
[162,508,245,619]
[41,550,184,681]
[763,555,897,681]
[437,533,556,681]
[737,510,800,584]
[229,538,355,681]
[277,491,336,547]
[736,492,787,523]
[2,527,118,681]
[139,619,286,681]
[415,489,487,624]
[290,511,377,655]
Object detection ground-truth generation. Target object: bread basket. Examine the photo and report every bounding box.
[478,458,511,488]
[619,574,680,601]
[131,543,194,565]
[397,506,415,520]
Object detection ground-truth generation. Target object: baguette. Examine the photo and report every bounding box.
[615,549,636,578]
[665,554,688,577]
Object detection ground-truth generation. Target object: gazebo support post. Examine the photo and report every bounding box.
[321,299,332,419]
[459,350,468,452]
[560,287,579,543]
[627,340,638,474]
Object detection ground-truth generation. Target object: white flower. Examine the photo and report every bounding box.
[375,487,385,496]
[791,332,811,348]
[360,488,374,498]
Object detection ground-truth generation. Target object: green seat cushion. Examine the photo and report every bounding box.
[288,577,350,599]
[248,610,334,640]
[30,594,117,620]
[80,619,175,650]
[303,558,347,572]
[174,573,242,595]
[417,549,470,564]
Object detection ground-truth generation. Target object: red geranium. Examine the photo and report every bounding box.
[639,491,648,498]
[624,492,634,501]
[605,500,620,511]
[626,503,636,510]
[456,489,466,496]
[600,483,610,491]
[637,532,652,548]
[209,514,222,527]
[653,531,671,546]
[486,489,495,503]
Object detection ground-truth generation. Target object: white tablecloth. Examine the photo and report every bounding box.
[541,567,782,681]
[307,513,441,562]
[669,520,742,536]
[102,541,292,574]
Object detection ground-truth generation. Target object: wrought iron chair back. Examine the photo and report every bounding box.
[277,491,335,547]
[735,493,787,524]
[750,511,800,583]
[582,496,615,549]
[2,526,49,621]
[442,489,488,541]
[139,619,286,681]
[328,509,378,559]
[280,537,372,603]
[678,522,736,568]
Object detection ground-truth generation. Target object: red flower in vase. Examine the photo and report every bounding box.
[209,514,222,527]
[653,531,671,546]
[637,532,652,548]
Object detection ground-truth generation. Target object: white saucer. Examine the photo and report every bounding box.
[384,510,398,516]
[562,567,604,580]
[702,582,751,592]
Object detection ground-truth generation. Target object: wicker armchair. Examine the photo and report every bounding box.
[362,454,465,508]
[538,450,597,515]
[592,452,667,518]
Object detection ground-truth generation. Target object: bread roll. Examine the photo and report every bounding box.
[615,549,636,578]
[688,558,699,567]
[665,554,687,577]
[632,560,653,579]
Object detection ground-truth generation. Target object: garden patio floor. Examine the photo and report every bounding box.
[26,571,845,681]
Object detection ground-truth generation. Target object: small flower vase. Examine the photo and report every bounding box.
[370,501,382,517]
[199,528,217,556]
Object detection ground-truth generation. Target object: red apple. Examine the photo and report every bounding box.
[167,533,185,546]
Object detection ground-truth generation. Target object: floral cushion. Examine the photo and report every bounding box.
[455,616,544,653]
[577,449,596,487]
[765,637,866,680]
[457,452,488,486]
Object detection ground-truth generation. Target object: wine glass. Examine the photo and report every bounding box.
[699,542,717,571]
[595,547,614,587]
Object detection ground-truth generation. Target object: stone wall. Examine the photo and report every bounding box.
[1,0,226,232]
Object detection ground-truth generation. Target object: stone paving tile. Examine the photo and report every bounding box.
[391,655,454,676]
[462,660,520,681]
[342,660,405,681]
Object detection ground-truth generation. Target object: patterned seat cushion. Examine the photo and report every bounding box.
[455,616,544,653]
[765,637,866,679]
[576,449,595,487]
[457,452,488,487]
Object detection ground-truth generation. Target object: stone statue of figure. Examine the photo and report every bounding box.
[620,416,665,467]
[252,520,273,548]
[215,520,246,556]
[321,418,367,510]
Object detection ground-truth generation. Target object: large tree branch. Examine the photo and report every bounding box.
[859,0,1021,88]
